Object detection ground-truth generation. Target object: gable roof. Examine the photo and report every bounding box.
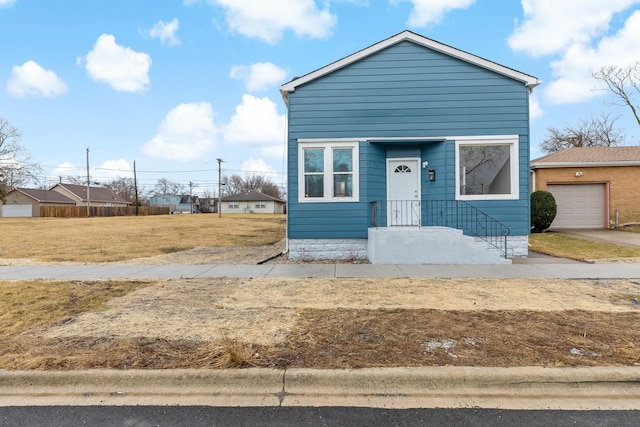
[50,183,131,204]
[10,188,76,204]
[222,191,284,203]
[531,146,640,168]
[279,30,541,105]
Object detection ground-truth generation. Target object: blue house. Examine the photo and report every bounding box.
[279,31,540,264]
[149,194,199,213]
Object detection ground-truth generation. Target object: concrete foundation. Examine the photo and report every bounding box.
[288,229,528,264]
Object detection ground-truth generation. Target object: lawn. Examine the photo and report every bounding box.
[529,232,640,261]
[1,277,638,370]
[0,214,285,263]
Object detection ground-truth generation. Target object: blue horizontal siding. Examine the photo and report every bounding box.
[287,40,533,239]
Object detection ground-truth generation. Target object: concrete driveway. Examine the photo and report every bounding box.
[549,229,640,249]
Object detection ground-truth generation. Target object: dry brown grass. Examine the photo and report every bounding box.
[0,214,285,263]
[529,232,640,260]
[0,280,147,335]
[1,277,638,370]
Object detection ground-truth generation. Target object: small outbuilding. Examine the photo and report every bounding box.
[220,191,285,215]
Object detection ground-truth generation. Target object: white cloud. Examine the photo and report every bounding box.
[543,10,640,104]
[95,159,134,181]
[240,158,278,177]
[529,93,543,120]
[508,0,640,57]
[48,160,133,185]
[222,94,285,158]
[80,34,152,92]
[0,0,16,7]
[47,162,80,185]
[391,0,475,27]
[6,60,68,98]
[229,62,288,92]
[142,102,219,162]
[149,18,181,46]
[210,0,337,44]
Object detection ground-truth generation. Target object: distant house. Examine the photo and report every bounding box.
[1,188,76,217]
[50,183,131,207]
[198,197,217,213]
[279,30,540,263]
[531,146,640,229]
[220,191,285,215]
[149,194,199,213]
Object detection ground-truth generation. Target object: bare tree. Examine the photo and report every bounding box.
[153,177,186,195]
[104,177,137,202]
[593,62,640,128]
[0,117,41,200]
[540,112,626,153]
[223,173,282,199]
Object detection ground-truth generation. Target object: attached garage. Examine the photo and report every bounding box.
[0,203,33,218]
[547,184,606,229]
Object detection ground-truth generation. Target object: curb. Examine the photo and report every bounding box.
[1,367,639,409]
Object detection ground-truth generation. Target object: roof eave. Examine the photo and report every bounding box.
[531,161,640,169]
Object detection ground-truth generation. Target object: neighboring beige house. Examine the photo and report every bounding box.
[1,188,76,217]
[531,146,640,229]
[220,191,285,215]
[50,183,131,207]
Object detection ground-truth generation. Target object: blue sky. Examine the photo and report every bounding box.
[1,0,639,197]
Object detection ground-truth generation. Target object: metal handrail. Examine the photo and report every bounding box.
[370,200,511,258]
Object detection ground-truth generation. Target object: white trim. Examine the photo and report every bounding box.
[455,137,520,201]
[298,141,360,203]
[280,30,541,104]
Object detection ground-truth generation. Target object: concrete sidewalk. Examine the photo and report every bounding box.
[1,367,639,409]
[1,261,640,280]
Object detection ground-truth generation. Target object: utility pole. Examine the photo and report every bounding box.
[86,148,90,217]
[217,158,223,218]
[133,160,139,216]
[189,181,194,213]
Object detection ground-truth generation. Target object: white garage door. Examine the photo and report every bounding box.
[547,184,605,229]
[0,204,32,218]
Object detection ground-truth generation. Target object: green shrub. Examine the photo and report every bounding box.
[531,191,557,233]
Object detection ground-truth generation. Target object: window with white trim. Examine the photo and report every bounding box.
[228,201,239,209]
[255,201,266,208]
[299,142,359,202]
[456,137,519,200]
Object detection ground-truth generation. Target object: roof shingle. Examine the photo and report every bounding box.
[532,146,640,165]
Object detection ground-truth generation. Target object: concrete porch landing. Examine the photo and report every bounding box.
[368,226,510,265]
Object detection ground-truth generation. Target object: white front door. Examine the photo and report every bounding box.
[387,158,421,226]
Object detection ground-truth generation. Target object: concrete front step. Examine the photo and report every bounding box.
[368,226,511,264]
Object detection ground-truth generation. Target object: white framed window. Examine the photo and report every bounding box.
[228,201,239,209]
[255,201,266,208]
[455,136,519,200]
[298,141,359,202]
